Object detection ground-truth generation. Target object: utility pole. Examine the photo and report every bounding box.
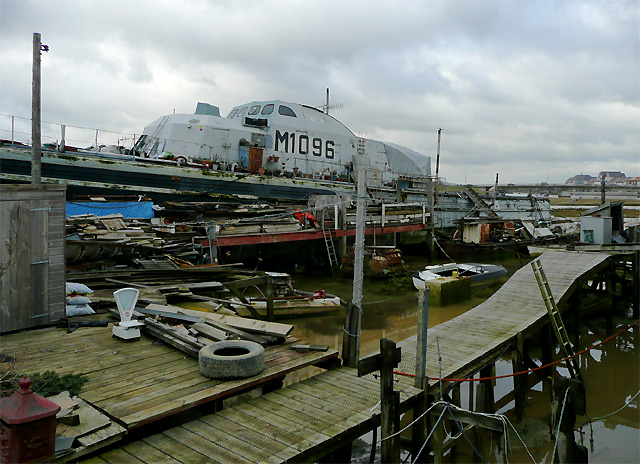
[342,156,366,367]
[31,32,48,185]
[434,128,442,204]
[600,173,606,205]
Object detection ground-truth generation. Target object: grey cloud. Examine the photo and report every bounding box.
[1,0,637,184]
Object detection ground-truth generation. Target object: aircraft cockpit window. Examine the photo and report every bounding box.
[248,105,261,115]
[237,107,248,117]
[261,104,274,115]
[228,109,239,119]
[278,105,296,117]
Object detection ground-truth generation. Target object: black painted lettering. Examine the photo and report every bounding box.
[312,137,322,156]
[299,135,309,155]
[275,130,288,152]
[325,140,335,159]
[289,132,295,153]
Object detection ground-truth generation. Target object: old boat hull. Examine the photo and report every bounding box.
[231,296,342,319]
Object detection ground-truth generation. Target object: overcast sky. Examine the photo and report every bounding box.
[1,0,638,184]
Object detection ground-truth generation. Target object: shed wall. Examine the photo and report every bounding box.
[0,185,66,332]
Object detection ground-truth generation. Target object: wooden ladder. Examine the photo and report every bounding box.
[321,209,339,271]
[531,260,582,381]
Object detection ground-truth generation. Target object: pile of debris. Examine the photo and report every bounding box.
[67,213,164,246]
[131,303,293,358]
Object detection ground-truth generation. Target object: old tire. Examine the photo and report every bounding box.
[198,340,265,379]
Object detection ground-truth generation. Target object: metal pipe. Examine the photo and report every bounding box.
[435,128,442,204]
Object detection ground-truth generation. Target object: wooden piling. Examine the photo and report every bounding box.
[551,376,588,463]
[540,325,553,377]
[606,265,614,334]
[511,333,525,421]
[479,364,495,414]
[415,288,429,390]
[450,385,461,462]
[432,414,444,464]
[411,288,430,463]
[633,251,639,318]
[342,301,360,368]
[265,274,274,322]
[381,338,401,463]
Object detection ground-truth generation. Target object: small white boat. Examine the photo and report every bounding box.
[412,263,507,290]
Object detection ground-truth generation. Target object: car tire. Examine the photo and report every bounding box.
[198,340,265,379]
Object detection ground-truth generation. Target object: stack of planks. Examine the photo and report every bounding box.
[67,213,164,247]
[138,303,294,358]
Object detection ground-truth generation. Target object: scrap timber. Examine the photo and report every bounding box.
[83,251,625,462]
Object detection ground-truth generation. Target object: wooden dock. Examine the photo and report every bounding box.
[82,251,617,463]
[0,322,338,460]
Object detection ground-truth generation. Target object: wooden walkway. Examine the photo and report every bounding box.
[83,251,612,463]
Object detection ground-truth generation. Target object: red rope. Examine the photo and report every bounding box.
[394,320,639,382]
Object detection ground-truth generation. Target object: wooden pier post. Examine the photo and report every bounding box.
[412,289,430,463]
[540,325,553,377]
[265,274,274,322]
[511,333,525,421]
[633,251,639,319]
[479,364,495,414]
[342,301,360,367]
[381,338,401,463]
[606,265,614,335]
[551,376,588,463]
[450,385,461,462]
[358,338,402,463]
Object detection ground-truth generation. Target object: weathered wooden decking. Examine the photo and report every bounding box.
[84,251,612,463]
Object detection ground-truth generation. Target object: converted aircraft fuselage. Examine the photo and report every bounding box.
[135,100,431,186]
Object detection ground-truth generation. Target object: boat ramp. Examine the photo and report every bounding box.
[66,249,637,463]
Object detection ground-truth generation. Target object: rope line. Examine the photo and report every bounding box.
[583,389,640,424]
[394,320,639,382]
[550,388,571,464]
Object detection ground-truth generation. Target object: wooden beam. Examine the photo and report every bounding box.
[145,303,293,338]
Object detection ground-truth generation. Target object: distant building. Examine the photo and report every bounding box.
[598,171,626,179]
[565,174,595,184]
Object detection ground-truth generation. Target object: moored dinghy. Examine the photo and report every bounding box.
[412,263,507,290]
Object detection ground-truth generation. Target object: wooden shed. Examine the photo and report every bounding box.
[0,185,66,333]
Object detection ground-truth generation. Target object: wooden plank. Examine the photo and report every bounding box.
[181,418,279,461]
[162,426,253,463]
[121,439,191,464]
[142,324,201,358]
[142,433,219,464]
[145,303,293,337]
[190,322,227,342]
[99,448,146,464]
[230,400,330,441]
[217,406,311,451]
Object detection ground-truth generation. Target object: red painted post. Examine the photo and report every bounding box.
[0,378,60,463]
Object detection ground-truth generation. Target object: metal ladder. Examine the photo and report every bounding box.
[140,115,169,156]
[461,185,500,219]
[531,260,582,381]
[321,209,339,270]
[530,195,549,227]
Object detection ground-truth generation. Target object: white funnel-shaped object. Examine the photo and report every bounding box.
[113,287,143,340]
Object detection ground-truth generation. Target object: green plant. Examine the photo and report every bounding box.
[0,370,88,398]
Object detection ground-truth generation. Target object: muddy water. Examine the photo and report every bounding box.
[282,254,639,463]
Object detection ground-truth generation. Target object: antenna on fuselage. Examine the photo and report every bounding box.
[316,87,343,115]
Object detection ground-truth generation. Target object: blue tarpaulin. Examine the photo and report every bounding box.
[66,202,155,219]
